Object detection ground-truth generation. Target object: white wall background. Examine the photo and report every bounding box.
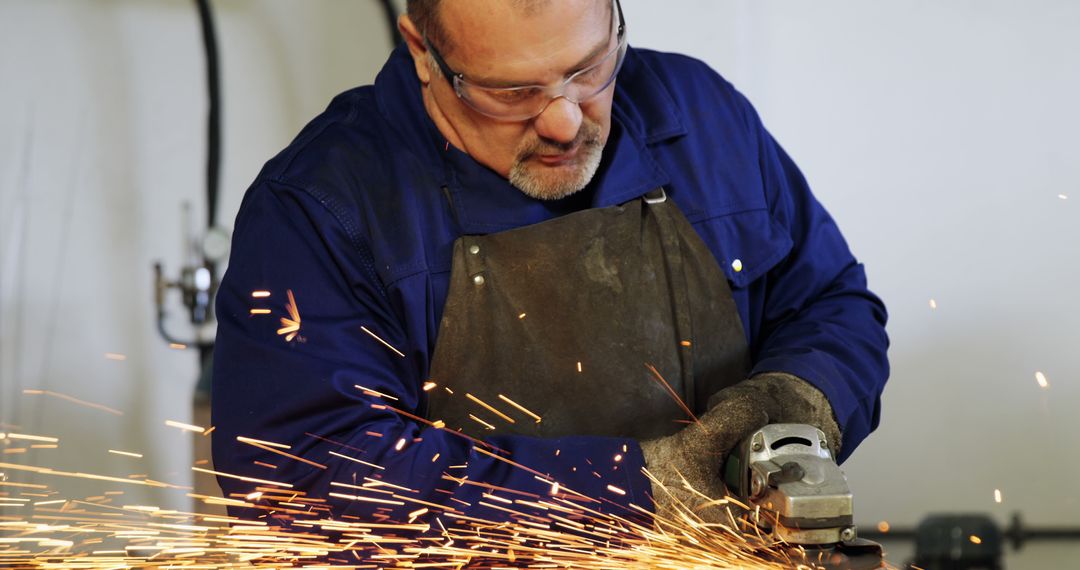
[0,0,392,510]
[2,1,1077,567]
[621,1,1080,566]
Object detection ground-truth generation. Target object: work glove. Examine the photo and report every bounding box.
[639,372,841,526]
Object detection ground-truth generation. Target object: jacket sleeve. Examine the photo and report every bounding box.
[211,179,650,526]
[742,101,890,463]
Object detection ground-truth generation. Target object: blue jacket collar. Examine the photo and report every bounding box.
[374,44,686,233]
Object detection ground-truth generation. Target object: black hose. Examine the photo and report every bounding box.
[195,0,221,230]
[379,0,403,49]
[195,0,396,231]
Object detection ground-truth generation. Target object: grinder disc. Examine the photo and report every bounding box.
[766,538,886,570]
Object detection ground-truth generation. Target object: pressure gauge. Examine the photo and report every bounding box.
[202,226,231,263]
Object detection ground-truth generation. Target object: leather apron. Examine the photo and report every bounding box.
[426,189,750,440]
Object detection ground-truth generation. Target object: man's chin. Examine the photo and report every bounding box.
[509,148,603,201]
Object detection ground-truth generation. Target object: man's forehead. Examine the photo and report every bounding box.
[441,0,584,20]
[437,0,611,74]
[438,0,607,45]
[511,0,554,17]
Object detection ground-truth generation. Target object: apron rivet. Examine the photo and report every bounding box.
[468,244,480,255]
[473,274,485,285]
[732,258,744,273]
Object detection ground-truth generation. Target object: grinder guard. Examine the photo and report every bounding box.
[724,423,886,570]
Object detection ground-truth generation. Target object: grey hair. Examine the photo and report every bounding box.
[406,0,556,54]
[406,0,451,52]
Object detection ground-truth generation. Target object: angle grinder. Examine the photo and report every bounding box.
[724,423,886,570]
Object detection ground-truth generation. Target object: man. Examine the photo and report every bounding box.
[212,0,888,525]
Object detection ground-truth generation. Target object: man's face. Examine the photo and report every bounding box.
[413,0,617,200]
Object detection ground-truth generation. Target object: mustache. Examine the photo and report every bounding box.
[517,121,603,159]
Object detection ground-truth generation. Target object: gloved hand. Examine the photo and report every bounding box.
[639,372,841,525]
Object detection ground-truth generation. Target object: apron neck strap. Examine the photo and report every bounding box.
[643,188,667,204]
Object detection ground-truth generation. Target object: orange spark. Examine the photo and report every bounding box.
[164,420,206,433]
[360,325,406,358]
[498,394,542,423]
[355,384,400,401]
[466,393,516,424]
[3,433,59,443]
[0,461,177,488]
[327,492,405,506]
[237,436,291,449]
[238,438,326,470]
[191,466,293,488]
[328,451,384,471]
[22,389,123,415]
[108,449,143,459]
[277,289,301,342]
[0,481,48,489]
[644,363,700,424]
[469,414,496,431]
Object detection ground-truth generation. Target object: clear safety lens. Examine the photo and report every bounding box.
[454,25,628,121]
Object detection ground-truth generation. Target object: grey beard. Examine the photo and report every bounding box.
[508,139,604,201]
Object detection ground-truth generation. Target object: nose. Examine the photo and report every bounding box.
[532,97,583,145]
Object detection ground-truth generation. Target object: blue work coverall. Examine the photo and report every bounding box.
[211,45,889,523]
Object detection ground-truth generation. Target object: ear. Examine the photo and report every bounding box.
[398,14,432,86]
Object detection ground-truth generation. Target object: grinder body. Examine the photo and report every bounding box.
[724,423,886,570]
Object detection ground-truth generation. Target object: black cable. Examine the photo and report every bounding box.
[193,0,222,399]
[195,0,221,230]
[379,0,403,49]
